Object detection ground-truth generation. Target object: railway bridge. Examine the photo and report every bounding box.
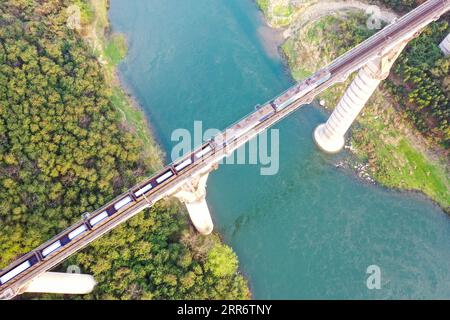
[1,0,449,300]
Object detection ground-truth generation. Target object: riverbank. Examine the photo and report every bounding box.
[256,0,450,212]
[74,0,251,299]
[75,0,163,172]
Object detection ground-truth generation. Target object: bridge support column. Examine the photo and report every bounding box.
[439,33,450,56]
[173,173,214,235]
[314,42,408,153]
[19,272,96,295]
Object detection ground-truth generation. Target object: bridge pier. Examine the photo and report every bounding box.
[439,33,450,56]
[19,272,96,295]
[173,173,214,235]
[314,42,408,153]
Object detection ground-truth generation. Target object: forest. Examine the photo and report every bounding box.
[370,0,449,149]
[0,0,250,299]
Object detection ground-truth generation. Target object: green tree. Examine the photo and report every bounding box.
[205,244,239,278]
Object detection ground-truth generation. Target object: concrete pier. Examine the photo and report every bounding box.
[184,198,214,235]
[314,62,381,153]
[439,33,450,56]
[173,174,214,235]
[21,272,96,295]
[314,42,408,153]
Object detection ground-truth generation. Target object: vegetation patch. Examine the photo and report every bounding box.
[105,34,127,66]
[256,0,296,27]
[256,0,270,16]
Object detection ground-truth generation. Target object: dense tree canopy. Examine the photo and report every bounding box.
[0,0,144,265]
[387,20,450,148]
[373,4,449,149]
[0,0,249,300]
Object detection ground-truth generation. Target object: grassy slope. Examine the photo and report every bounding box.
[278,12,449,210]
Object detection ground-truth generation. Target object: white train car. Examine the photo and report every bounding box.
[273,69,331,111]
[213,103,275,148]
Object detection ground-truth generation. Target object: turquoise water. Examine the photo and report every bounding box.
[109,0,450,299]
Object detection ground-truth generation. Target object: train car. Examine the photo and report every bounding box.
[132,162,193,201]
[193,143,214,161]
[213,103,275,148]
[173,141,215,175]
[41,240,64,258]
[67,223,89,241]
[0,252,40,286]
[107,193,136,216]
[273,82,307,111]
[174,153,195,173]
[173,143,213,173]
[309,68,331,87]
[133,178,154,199]
[132,142,214,201]
[273,69,331,111]
[257,104,276,123]
[86,191,137,230]
[213,120,253,147]
[155,168,176,184]
[0,215,95,284]
[133,166,178,198]
[38,218,96,259]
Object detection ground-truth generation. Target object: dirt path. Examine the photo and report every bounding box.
[284,0,399,38]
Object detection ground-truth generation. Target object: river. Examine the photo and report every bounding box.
[109,0,450,299]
